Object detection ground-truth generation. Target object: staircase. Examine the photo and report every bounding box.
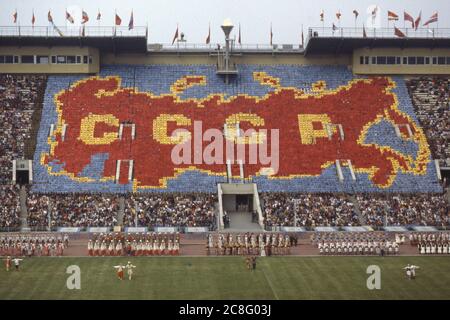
[19,185,29,230]
[117,196,125,226]
[348,194,366,225]
[226,211,262,232]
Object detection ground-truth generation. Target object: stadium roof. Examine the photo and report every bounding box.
[304,27,450,55]
[0,26,148,53]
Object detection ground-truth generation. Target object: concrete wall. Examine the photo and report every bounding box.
[353,47,450,75]
[0,46,99,73]
[101,52,352,66]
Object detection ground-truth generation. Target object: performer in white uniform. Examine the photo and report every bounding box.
[12,258,23,271]
[125,262,136,280]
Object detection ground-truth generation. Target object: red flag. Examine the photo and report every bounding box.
[388,11,399,21]
[336,11,341,20]
[172,25,179,44]
[128,11,134,30]
[48,10,53,23]
[320,10,324,22]
[115,14,122,26]
[353,10,359,19]
[96,11,101,20]
[270,24,273,45]
[423,12,438,26]
[363,24,367,38]
[82,10,89,24]
[32,11,35,25]
[394,26,406,38]
[13,10,17,23]
[205,24,210,44]
[414,11,421,30]
[66,11,74,24]
[238,23,241,45]
[404,11,414,28]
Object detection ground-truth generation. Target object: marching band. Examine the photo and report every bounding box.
[88,232,180,256]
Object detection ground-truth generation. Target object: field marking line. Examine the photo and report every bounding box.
[261,263,280,300]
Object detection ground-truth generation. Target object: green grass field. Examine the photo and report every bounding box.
[1,256,449,300]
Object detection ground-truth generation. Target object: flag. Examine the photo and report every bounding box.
[32,11,35,25]
[96,10,101,20]
[423,12,438,26]
[205,24,210,44]
[13,10,17,23]
[363,24,367,38]
[301,28,304,47]
[238,23,241,45]
[372,7,378,18]
[270,24,273,45]
[336,11,341,20]
[388,11,399,21]
[82,10,89,24]
[415,11,421,30]
[320,10,324,22]
[353,10,359,19]
[128,11,134,30]
[394,26,406,38]
[66,11,74,24]
[115,14,122,26]
[48,10,53,23]
[332,23,338,31]
[53,24,64,36]
[404,11,414,28]
[172,25,179,44]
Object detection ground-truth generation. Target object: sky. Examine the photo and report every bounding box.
[0,0,448,44]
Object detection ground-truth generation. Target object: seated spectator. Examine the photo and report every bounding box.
[123,194,217,229]
[262,193,359,227]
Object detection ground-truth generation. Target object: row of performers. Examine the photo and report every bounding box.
[318,241,400,255]
[0,241,65,257]
[410,233,450,245]
[88,239,180,256]
[90,232,181,244]
[207,233,292,256]
[417,242,450,254]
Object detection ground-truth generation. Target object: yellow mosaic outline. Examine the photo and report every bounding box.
[41,73,430,191]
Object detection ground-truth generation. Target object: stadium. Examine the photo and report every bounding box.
[0,0,449,302]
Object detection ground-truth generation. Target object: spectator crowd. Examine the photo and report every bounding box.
[27,193,119,228]
[0,185,21,230]
[407,77,450,167]
[357,193,449,227]
[262,193,360,228]
[123,194,216,229]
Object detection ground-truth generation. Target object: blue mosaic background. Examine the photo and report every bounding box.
[32,64,443,193]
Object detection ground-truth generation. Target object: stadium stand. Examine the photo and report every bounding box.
[0,74,46,184]
[0,185,21,230]
[123,194,217,229]
[27,193,119,228]
[32,65,442,194]
[407,77,450,167]
[357,193,449,227]
[262,193,360,227]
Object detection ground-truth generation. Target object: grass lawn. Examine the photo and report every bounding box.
[1,256,449,300]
